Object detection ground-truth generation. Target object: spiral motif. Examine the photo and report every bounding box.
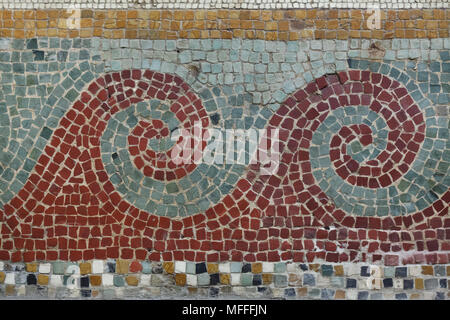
[99,83,252,217]
[231,69,448,230]
[0,67,448,261]
[2,70,210,232]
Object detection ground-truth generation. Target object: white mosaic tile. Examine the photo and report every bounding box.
[102,274,114,286]
[232,286,245,296]
[384,292,395,299]
[174,261,186,273]
[357,277,370,290]
[186,274,197,286]
[140,274,151,286]
[5,272,15,285]
[346,289,358,300]
[115,287,125,298]
[231,273,241,285]
[423,292,435,300]
[218,262,230,273]
[272,288,284,298]
[313,274,327,286]
[16,285,26,296]
[50,275,63,286]
[39,263,51,274]
[409,266,422,277]
[69,289,81,298]
[92,260,104,274]
[262,262,274,273]
[345,264,361,276]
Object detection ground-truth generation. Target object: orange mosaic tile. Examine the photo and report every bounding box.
[0,9,447,39]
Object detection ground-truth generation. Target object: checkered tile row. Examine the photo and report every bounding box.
[0,260,448,299]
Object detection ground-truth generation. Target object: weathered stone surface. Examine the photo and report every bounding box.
[0,5,447,302]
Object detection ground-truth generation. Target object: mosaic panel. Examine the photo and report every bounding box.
[0,7,448,300]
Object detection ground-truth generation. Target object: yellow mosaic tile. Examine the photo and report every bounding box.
[116,260,129,274]
[163,262,174,274]
[79,262,92,275]
[26,263,38,273]
[421,266,434,276]
[125,275,139,286]
[207,263,219,274]
[175,273,186,286]
[37,274,49,285]
[251,263,262,274]
[90,275,102,286]
[220,274,230,285]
